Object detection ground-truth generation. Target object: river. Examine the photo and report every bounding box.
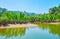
[0,23,60,39]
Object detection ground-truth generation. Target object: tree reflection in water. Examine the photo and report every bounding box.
[0,28,26,37]
[35,23,60,37]
[0,23,60,38]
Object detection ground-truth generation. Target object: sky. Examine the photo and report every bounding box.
[0,0,60,14]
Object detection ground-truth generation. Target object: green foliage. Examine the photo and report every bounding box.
[0,4,60,23]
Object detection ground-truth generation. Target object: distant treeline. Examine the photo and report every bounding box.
[0,5,60,25]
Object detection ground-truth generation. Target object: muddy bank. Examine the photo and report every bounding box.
[49,22,60,24]
[0,23,37,29]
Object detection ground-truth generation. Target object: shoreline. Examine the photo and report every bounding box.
[34,22,60,24]
[0,23,37,29]
[49,22,60,24]
[0,22,60,29]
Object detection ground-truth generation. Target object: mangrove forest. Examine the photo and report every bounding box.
[0,5,60,26]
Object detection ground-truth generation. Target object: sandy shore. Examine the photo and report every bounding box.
[0,23,37,29]
[49,22,60,24]
[0,22,60,29]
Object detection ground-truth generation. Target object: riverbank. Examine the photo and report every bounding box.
[0,22,60,29]
[33,22,60,24]
[49,22,60,24]
[0,23,37,29]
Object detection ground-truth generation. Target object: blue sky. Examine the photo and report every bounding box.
[0,0,60,14]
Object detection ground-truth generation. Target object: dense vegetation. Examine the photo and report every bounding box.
[0,5,60,26]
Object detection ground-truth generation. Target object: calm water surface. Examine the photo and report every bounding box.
[0,23,60,39]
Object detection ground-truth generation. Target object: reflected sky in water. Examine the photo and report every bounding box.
[0,23,60,39]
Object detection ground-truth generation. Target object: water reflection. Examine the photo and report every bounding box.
[36,23,60,37]
[0,28,26,37]
[0,23,60,39]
